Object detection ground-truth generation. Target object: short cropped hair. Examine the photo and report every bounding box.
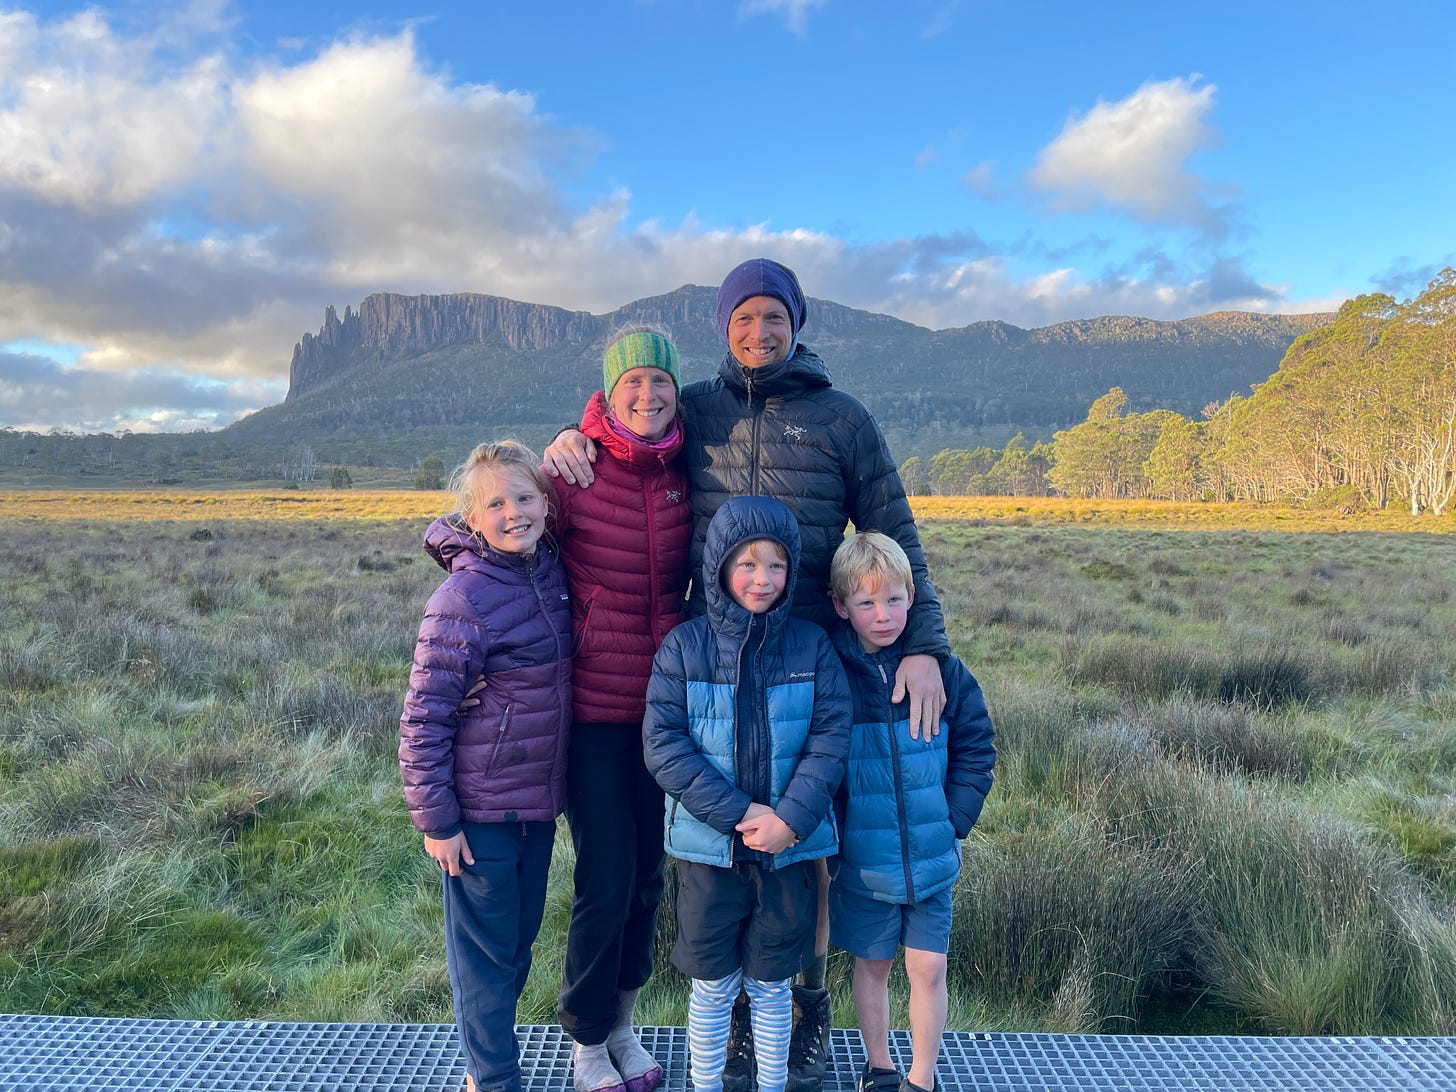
[830,531,913,602]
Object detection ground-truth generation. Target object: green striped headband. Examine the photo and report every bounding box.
[603,331,680,396]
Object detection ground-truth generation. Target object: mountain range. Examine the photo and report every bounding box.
[221,285,1331,467]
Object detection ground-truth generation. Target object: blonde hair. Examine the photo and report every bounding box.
[449,440,554,531]
[830,531,912,602]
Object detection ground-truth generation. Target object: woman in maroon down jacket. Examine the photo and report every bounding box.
[550,328,692,1092]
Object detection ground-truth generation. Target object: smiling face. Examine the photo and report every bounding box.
[727,294,793,368]
[833,575,913,652]
[608,366,678,440]
[725,538,789,614]
[465,467,548,555]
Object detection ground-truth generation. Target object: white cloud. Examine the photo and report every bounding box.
[0,10,229,208]
[233,33,586,286]
[921,3,956,39]
[0,350,277,432]
[738,0,828,35]
[1027,76,1228,232]
[867,256,1280,331]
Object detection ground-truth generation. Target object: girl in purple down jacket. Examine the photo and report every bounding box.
[551,329,691,1092]
[400,439,571,1092]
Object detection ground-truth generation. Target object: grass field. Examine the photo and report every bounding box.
[4,489,1454,532]
[2,493,1454,1035]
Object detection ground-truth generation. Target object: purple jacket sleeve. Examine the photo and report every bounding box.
[399,580,488,838]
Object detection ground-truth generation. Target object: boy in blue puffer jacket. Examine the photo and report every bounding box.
[827,532,996,1092]
[643,496,850,1092]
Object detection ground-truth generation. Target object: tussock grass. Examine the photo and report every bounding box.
[952,815,1195,1032]
[3,509,1455,1036]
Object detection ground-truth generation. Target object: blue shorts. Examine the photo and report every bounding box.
[829,883,953,961]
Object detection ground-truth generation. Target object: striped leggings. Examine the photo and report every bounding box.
[688,971,792,1092]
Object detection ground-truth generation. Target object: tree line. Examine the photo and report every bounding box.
[900,434,1055,497]
[1040,270,1456,514]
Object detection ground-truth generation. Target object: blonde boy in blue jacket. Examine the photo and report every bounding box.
[828,533,996,1092]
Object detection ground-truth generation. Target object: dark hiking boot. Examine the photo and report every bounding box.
[784,984,832,1092]
[721,995,755,1092]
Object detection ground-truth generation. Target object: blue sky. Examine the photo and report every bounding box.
[2,0,1452,433]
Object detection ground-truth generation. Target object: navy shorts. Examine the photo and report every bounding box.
[671,858,818,982]
[829,883,953,961]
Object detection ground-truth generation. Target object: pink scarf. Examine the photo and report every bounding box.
[606,411,681,452]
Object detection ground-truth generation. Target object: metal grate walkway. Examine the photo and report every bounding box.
[3,1014,1456,1091]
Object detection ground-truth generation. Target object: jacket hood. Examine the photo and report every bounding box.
[702,495,802,631]
[718,344,833,398]
[422,514,538,575]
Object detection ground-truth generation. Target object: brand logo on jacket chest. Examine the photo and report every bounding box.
[784,424,810,443]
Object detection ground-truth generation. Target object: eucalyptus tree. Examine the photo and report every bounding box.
[1144,415,1210,501]
[1049,388,1172,498]
[1385,270,1456,514]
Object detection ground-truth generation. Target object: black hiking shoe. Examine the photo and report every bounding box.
[858,1063,903,1092]
[721,995,755,1092]
[784,984,832,1092]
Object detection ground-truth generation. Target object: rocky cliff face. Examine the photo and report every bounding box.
[287,292,614,401]
[284,285,925,401]
[241,285,1339,467]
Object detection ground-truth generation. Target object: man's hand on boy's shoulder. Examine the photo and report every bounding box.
[894,653,946,739]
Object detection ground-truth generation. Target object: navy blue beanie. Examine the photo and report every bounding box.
[716,258,808,342]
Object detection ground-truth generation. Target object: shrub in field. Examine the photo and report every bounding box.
[1136,697,1308,780]
[1333,638,1442,697]
[1093,763,1456,1034]
[952,815,1194,1031]
[978,675,1123,803]
[1059,635,1321,708]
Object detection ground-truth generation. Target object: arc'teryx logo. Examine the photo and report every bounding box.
[666,489,683,503]
[788,671,815,679]
[784,424,809,442]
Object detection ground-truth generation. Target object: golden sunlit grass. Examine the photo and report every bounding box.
[909,495,1456,533]
[4,489,1454,531]
[0,489,452,522]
